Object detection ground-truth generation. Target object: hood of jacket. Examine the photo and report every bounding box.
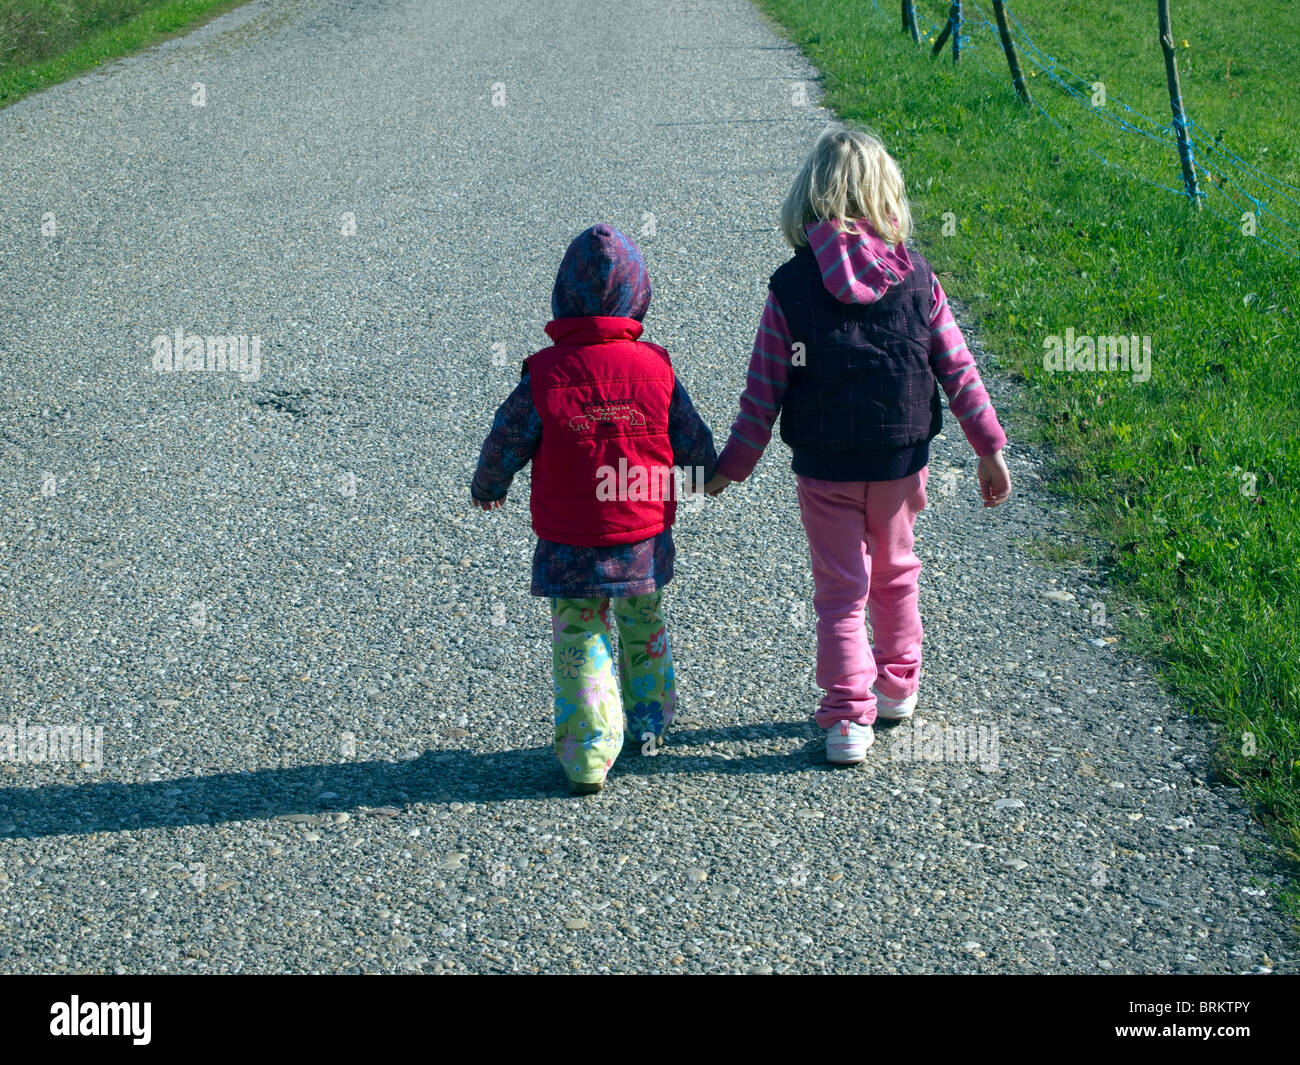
[803,219,914,306]
[551,224,652,321]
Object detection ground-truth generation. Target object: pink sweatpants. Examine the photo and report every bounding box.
[796,469,928,727]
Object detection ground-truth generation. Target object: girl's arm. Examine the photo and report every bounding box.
[470,374,542,506]
[929,277,1012,506]
[928,276,1008,457]
[711,291,795,483]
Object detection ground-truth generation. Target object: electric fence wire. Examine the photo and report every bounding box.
[862,0,1298,258]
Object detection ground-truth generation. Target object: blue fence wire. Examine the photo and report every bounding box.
[860,0,1298,259]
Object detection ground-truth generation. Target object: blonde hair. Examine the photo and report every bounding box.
[779,125,912,248]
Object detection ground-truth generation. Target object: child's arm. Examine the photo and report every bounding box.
[667,378,718,488]
[928,276,1012,506]
[470,374,542,509]
[706,292,795,491]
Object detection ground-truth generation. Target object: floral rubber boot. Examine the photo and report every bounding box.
[551,597,623,791]
[613,592,677,753]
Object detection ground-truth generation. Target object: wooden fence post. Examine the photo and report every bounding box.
[1157,0,1202,207]
[902,0,920,44]
[931,2,962,64]
[992,1,1033,105]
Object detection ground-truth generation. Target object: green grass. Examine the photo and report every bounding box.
[1,0,253,107]
[755,0,1300,908]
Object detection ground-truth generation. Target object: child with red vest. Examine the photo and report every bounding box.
[705,126,1013,764]
[471,224,718,793]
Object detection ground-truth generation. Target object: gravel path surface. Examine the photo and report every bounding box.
[0,0,1292,974]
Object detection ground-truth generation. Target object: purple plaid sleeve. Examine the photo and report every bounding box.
[667,379,718,483]
[471,375,541,502]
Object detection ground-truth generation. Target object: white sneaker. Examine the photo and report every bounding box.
[826,719,874,764]
[873,688,918,721]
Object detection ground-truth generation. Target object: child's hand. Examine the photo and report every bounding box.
[703,474,732,496]
[976,450,1012,508]
[472,495,506,511]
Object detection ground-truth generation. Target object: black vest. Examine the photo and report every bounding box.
[770,243,941,453]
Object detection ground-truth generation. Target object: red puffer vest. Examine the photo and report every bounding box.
[526,317,676,547]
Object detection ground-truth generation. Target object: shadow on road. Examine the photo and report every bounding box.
[0,719,859,839]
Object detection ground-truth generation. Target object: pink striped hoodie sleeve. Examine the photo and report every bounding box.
[929,277,1007,457]
[714,292,794,482]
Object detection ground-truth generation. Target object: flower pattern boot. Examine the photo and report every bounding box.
[551,598,624,792]
[614,592,677,753]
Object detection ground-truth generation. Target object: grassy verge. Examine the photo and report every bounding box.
[1,0,254,108]
[755,0,1300,908]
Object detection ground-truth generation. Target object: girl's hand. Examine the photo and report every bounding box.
[976,451,1012,508]
[472,495,506,511]
[702,474,732,496]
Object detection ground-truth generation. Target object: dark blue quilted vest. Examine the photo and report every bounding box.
[770,243,941,454]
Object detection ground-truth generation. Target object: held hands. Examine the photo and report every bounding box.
[473,461,1007,510]
[976,450,1012,508]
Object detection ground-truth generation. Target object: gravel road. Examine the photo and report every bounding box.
[0,0,1292,973]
